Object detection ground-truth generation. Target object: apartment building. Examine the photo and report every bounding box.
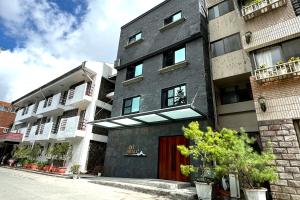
[92,0,213,181]
[207,0,300,198]
[0,101,21,164]
[11,62,115,173]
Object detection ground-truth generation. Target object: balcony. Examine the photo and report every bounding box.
[56,116,86,140]
[36,93,66,116]
[0,133,23,143]
[255,60,300,82]
[23,125,38,142]
[15,104,38,122]
[65,83,93,109]
[241,0,287,21]
[35,122,54,141]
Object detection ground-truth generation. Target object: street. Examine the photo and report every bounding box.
[0,168,171,200]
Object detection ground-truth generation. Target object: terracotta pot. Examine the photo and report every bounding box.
[26,164,32,169]
[31,164,38,170]
[56,167,66,174]
[43,165,50,172]
[50,166,58,173]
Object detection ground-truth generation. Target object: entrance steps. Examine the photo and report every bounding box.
[89,177,197,200]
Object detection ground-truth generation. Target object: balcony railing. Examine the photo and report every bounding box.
[35,122,53,141]
[241,0,287,21]
[36,93,66,116]
[15,104,38,122]
[255,60,300,82]
[56,116,86,139]
[65,82,93,107]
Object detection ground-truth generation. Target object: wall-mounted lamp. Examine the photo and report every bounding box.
[245,31,252,44]
[258,96,267,112]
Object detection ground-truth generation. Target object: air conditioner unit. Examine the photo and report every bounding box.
[114,59,121,68]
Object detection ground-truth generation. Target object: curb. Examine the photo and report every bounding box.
[90,180,197,200]
[0,166,72,179]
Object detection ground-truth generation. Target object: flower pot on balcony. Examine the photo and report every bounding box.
[244,188,267,200]
[277,67,287,75]
[56,167,67,174]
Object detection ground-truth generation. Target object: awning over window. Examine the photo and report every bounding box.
[89,104,205,129]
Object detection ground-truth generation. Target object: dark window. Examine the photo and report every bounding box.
[220,83,253,105]
[98,78,115,103]
[128,32,142,44]
[62,109,78,118]
[208,0,234,20]
[211,33,241,57]
[164,11,182,25]
[162,84,187,108]
[163,46,186,67]
[126,63,143,80]
[123,96,141,115]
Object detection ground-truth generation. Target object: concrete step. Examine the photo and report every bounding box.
[89,178,197,200]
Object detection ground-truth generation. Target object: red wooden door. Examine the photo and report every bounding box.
[159,136,189,182]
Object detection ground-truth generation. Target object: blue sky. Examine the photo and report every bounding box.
[0,0,163,101]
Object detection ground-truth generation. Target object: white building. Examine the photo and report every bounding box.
[11,61,115,173]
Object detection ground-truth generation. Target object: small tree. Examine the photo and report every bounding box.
[29,144,41,162]
[177,122,278,188]
[13,146,31,160]
[47,143,72,167]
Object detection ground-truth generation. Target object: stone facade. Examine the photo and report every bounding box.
[251,75,300,199]
[259,119,300,200]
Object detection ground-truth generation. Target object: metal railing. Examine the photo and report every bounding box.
[68,89,75,100]
[255,60,300,81]
[241,0,286,19]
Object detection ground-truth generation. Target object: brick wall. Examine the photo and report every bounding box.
[0,101,16,134]
[259,119,300,200]
[251,76,300,199]
[250,76,300,121]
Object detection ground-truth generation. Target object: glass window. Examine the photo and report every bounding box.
[255,46,283,68]
[128,32,142,44]
[220,83,253,105]
[126,63,143,80]
[173,12,182,21]
[123,96,141,115]
[224,34,242,53]
[212,40,224,57]
[162,84,187,108]
[175,48,186,63]
[211,33,241,57]
[164,11,182,25]
[135,64,143,77]
[208,0,234,21]
[164,46,186,67]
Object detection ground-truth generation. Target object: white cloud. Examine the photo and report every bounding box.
[0,0,163,102]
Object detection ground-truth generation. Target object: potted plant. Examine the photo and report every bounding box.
[46,143,72,174]
[29,144,41,170]
[13,146,31,168]
[70,164,80,179]
[276,60,287,75]
[212,128,278,200]
[177,122,217,200]
[289,57,300,72]
[256,64,269,79]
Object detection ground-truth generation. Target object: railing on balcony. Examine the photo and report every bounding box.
[85,82,94,97]
[25,126,32,137]
[68,89,75,100]
[59,118,68,131]
[241,0,287,21]
[255,60,300,82]
[77,120,87,131]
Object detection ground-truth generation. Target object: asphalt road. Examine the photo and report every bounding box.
[0,167,170,200]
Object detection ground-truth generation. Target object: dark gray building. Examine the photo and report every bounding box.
[93,0,213,182]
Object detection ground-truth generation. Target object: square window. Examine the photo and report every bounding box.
[123,96,141,115]
[162,84,187,108]
[128,32,142,44]
[126,63,143,80]
[164,46,186,67]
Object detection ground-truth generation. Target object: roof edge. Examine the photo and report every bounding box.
[121,0,172,29]
[12,62,86,105]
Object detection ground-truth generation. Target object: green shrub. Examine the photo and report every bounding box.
[177,122,278,188]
